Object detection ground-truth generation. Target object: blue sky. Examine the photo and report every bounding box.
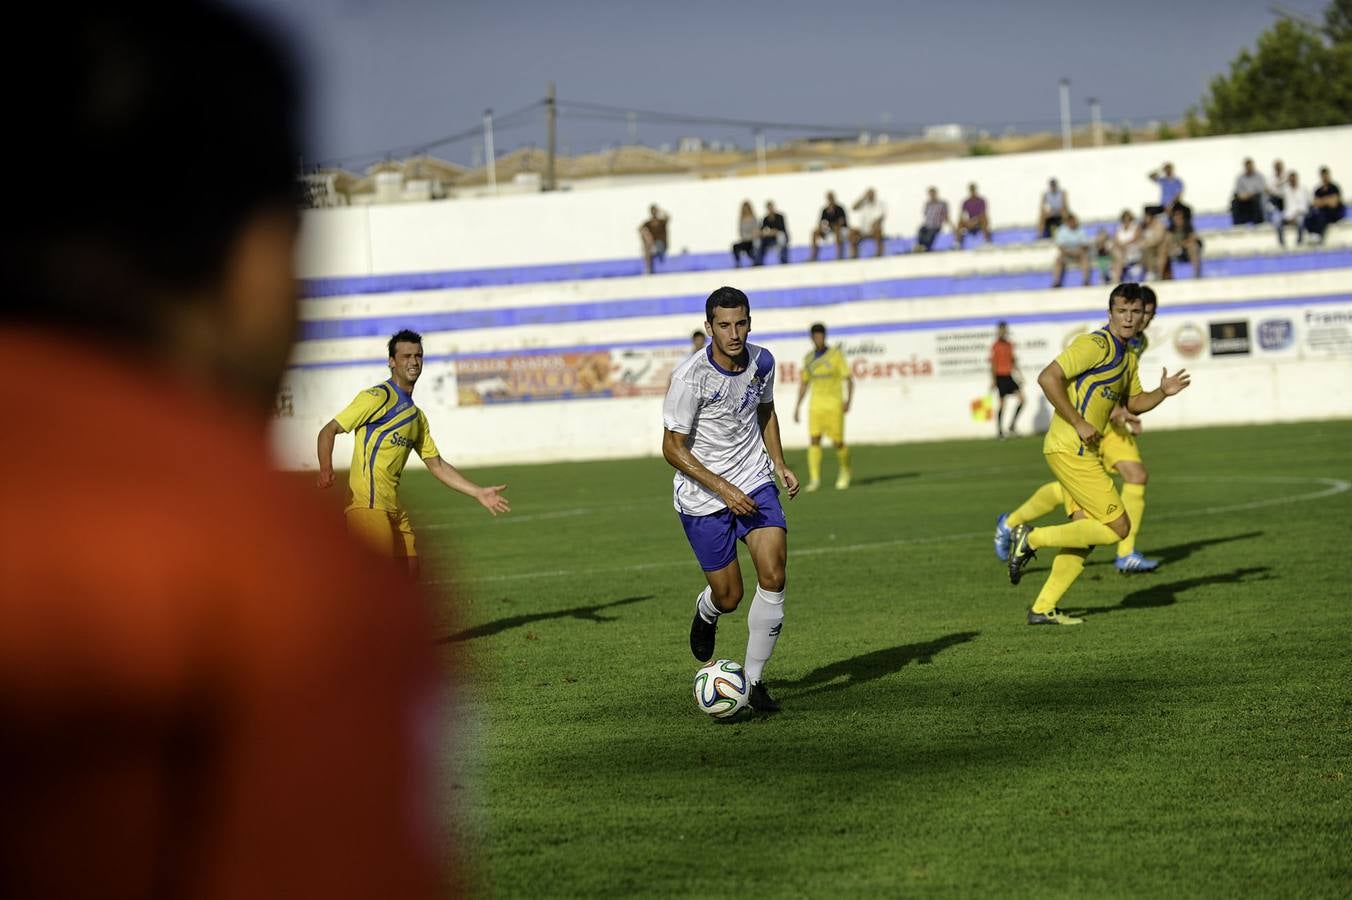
[235,0,1316,169]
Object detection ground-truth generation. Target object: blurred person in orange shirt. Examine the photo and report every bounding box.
[0,4,453,898]
[990,321,1026,439]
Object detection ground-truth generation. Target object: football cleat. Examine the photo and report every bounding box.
[805,480,821,493]
[1027,608,1084,626]
[689,606,717,662]
[994,512,1013,561]
[748,681,781,713]
[1008,524,1036,585]
[1115,552,1160,573]
[835,470,851,490]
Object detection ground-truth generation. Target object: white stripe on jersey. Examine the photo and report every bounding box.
[662,342,777,515]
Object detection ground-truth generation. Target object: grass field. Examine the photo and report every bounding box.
[398,420,1352,898]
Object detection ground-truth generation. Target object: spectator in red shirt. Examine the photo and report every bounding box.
[955,183,992,247]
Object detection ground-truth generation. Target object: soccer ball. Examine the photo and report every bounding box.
[693,659,749,718]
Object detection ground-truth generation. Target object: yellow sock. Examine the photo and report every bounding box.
[836,446,851,475]
[1029,516,1118,550]
[1117,483,1145,557]
[807,445,822,483]
[1032,548,1090,613]
[1007,481,1064,527]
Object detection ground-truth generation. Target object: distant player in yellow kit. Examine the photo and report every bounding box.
[1005,284,1190,625]
[317,328,511,576]
[995,287,1162,572]
[793,322,854,491]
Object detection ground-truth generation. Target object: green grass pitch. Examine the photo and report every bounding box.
[397,420,1351,897]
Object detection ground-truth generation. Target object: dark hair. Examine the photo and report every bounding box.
[691,329,705,340]
[1108,282,1145,308]
[997,320,1008,329]
[704,286,750,322]
[1140,285,1158,309]
[3,2,300,339]
[810,323,826,336]
[388,329,424,358]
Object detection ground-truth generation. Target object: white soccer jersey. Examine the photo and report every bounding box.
[663,342,777,515]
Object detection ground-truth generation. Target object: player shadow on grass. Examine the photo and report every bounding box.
[1086,531,1264,568]
[848,471,920,487]
[438,595,654,643]
[1077,566,1272,617]
[779,631,980,699]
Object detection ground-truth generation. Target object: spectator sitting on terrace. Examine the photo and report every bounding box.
[1038,178,1069,239]
[955,182,992,248]
[1110,209,1143,282]
[1266,159,1287,222]
[1231,157,1267,225]
[811,191,848,261]
[1309,166,1345,242]
[1093,229,1114,285]
[1138,208,1169,280]
[639,204,669,274]
[1050,213,1092,288]
[849,188,886,258]
[1164,206,1203,279]
[915,186,952,252]
[1146,161,1184,216]
[732,200,759,267]
[758,200,790,264]
[1276,171,1312,248]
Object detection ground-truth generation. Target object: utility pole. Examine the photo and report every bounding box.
[1059,78,1072,150]
[545,81,557,192]
[1088,97,1103,147]
[755,129,766,175]
[627,111,637,145]
[483,108,497,195]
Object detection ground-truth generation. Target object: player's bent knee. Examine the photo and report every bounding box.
[1107,513,1130,540]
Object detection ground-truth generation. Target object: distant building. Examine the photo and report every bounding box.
[924,123,966,143]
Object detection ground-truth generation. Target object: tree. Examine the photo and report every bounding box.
[1326,0,1352,43]
[1200,13,1352,134]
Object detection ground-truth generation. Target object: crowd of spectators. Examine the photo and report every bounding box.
[635,156,1346,283]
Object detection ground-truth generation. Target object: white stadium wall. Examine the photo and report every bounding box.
[274,126,1352,470]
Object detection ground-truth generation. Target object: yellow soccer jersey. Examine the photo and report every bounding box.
[1043,328,1141,458]
[801,346,850,409]
[1108,332,1152,440]
[334,380,440,512]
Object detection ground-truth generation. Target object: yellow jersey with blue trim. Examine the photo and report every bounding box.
[1043,328,1142,458]
[801,346,850,410]
[334,380,440,512]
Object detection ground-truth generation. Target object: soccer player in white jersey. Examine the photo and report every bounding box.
[662,286,800,712]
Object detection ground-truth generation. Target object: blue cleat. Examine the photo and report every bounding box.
[994,512,1013,561]
[1115,551,1160,574]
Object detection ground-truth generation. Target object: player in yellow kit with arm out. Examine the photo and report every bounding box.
[995,287,1163,572]
[1005,283,1190,625]
[793,322,854,491]
[317,329,511,577]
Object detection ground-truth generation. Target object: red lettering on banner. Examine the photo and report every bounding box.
[779,362,798,384]
[850,356,935,379]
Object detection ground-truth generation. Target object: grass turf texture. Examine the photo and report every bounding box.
[400,420,1352,898]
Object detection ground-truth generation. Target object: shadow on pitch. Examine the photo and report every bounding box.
[1087,530,1265,568]
[781,631,980,699]
[1077,566,1273,617]
[439,595,654,643]
[849,471,920,487]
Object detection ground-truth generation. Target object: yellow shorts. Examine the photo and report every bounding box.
[1045,452,1126,525]
[808,406,845,444]
[345,508,417,558]
[1098,424,1142,471]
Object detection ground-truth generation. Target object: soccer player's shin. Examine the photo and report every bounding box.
[807,445,822,486]
[696,586,721,624]
[1030,516,1119,550]
[1032,548,1090,614]
[836,445,851,476]
[743,585,784,685]
[1008,481,1065,527]
[1118,482,1146,557]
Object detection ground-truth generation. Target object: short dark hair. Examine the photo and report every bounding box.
[1141,285,1158,309]
[691,329,705,340]
[1109,282,1145,308]
[997,320,1008,329]
[810,323,826,336]
[704,286,750,323]
[388,329,424,358]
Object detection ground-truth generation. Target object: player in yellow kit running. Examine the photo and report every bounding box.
[793,323,854,491]
[317,328,511,576]
[1005,284,1190,625]
[995,287,1162,572]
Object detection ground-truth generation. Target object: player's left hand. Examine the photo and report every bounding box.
[778,466,800,499]
[1160,367,1191,396]
[842,400,851,414]
[477,484,511,516]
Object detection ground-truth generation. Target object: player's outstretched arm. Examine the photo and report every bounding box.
[316,418,345,488]
[757,402,800,499]
[1127,367,1191,415]
[793,379,809,423]
[423,456,510,516]
[1038,361,1101,446]
[662,428,759,515]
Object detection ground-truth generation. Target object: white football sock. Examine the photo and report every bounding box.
[696,586,721,624]
[743,585,785,685]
